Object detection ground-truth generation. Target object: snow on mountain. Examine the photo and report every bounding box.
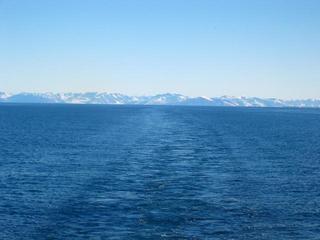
[0,92,320,108]
[142,93,189,105]
[5,92,61,103]
[0,92,12,101]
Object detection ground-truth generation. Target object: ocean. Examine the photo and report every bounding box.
[0,104,319,239]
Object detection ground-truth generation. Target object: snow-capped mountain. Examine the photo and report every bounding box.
[0,92,12,101]
[0,92,320,108]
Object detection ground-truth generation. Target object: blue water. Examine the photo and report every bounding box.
[0,104,320,239]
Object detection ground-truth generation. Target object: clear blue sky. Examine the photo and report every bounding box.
[0,0,319,98]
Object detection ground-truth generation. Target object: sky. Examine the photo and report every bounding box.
[0,0,319,99]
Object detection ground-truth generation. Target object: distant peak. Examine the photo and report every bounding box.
[0,92,319,108]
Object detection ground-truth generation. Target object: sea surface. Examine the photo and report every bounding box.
[0,104,320,239]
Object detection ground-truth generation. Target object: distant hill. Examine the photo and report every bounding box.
[1,92,320,108]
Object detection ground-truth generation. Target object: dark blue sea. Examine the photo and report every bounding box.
[0,104,320,239]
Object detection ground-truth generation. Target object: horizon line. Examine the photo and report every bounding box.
[1,91,320,101]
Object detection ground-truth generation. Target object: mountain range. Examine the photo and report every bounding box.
[1,92,320,108]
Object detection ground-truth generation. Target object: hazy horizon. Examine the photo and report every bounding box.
[1,0,320,98]
[2,91,320,102]
[1,90,320,100]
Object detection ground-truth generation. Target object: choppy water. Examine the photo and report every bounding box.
[0,104,320,239]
